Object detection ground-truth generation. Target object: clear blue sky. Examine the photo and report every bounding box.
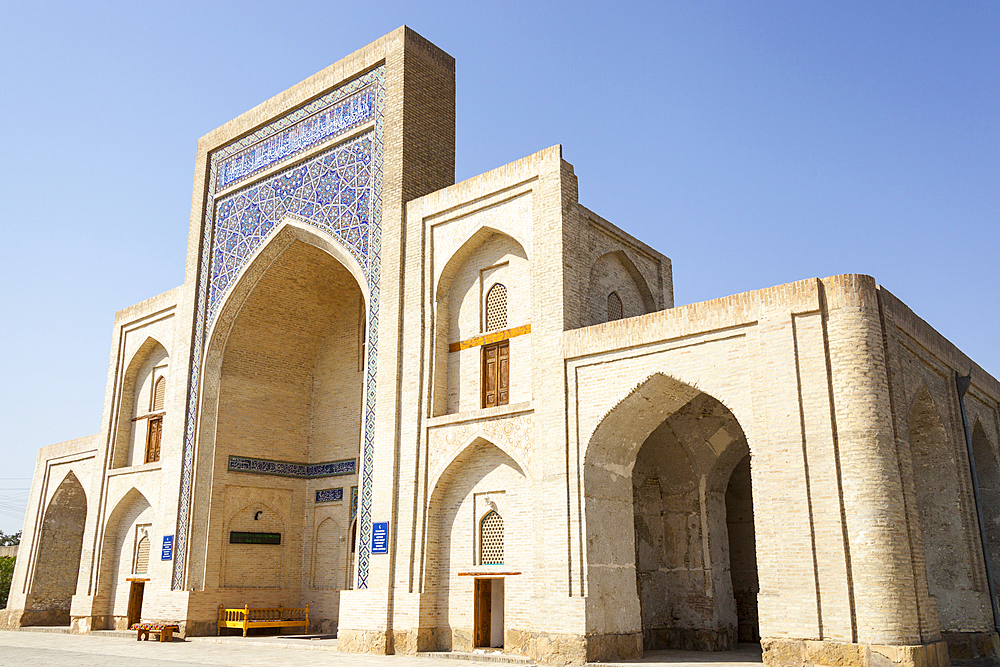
[0,1,996,533]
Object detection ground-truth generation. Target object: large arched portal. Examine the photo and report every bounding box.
[586,374,759,658]
[200,233,366,633]
[25,472,87,626]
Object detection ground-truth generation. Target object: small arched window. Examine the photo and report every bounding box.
[485,283,507,332]
[152,376,166,412]
[479,510,504,565]
[607,291,624,322]
[134,535,150,574]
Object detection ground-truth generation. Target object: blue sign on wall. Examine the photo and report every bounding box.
[161,535,174,561]
[371,522,389,554]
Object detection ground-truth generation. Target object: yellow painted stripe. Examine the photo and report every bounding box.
[448,324,531,353]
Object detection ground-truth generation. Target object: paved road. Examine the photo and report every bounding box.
[0,631,764,667]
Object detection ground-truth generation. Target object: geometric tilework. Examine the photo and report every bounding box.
[208,134,374,324]
[173,65,385,591]
[217,85,375,193]
[315,488,344,503]
[350,485,359,525]
[228,455,356,478]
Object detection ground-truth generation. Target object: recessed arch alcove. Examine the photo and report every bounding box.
[24,471,87,626]
[190,221,367,632]
[584,373,759,658]
[907,386,983,630]
[433,227,532,416]
[422,437,532,652]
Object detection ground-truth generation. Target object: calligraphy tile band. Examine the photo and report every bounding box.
[315,488,344,503]
[228,455,356,478]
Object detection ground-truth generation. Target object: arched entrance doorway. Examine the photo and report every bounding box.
[586,374,759,657]
[196,228,367,633]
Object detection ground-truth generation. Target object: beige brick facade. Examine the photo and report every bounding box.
[4,26,999,667]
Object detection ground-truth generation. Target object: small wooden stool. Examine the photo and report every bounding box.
[132,622,180,642]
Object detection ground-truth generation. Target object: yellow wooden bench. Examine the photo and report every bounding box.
[217,604,309,637]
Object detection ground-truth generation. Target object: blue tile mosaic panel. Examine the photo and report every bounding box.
[217,86,375,192]
[315,487,344,503]
[209,134,373,324]
[350,485,359,524]
[308,459,357,477]
[228,455,356,478]
[174,66,384,592]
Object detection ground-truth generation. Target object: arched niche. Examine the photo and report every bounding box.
[971,420,1000,605]
[584,373,758,657]
[312,516,344,589]
[25,471,87,626]
[422,437,531,653]
[587,250,655,326]
[111,337,169,468]
[222,502,286,589]
[95,487,153,628]
[433,228,531,416]
[908,386,981,630]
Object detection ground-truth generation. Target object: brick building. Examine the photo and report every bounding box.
[3,27,999,667]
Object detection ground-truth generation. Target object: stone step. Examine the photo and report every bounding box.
[416,651,536,665]
[13,626,71,634]
[91,630,137,639]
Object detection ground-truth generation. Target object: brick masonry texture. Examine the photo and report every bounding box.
[5,27,1000,667]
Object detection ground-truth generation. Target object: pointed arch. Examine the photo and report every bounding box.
[587,250,656,325]
[95,487,153,617]
[223,499,286,527]
[187,220,370,592]
[971,418,1000,606]
[435,226,529,303]
[25,471,87,625]
[429,432,530,497]
[485,283,508,332]
[122,334,169,373]
[222,499,287,589]
[422,435,532,649]
[206,218,371,347]
[607,291,624,321]
[583,371,755,655]
[479,510,504,565]
[312,516,343,589]
[112,337,169,468]
[584,373,701,473]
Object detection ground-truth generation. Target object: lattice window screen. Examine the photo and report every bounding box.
[134,536,150,574]
[480,510,504,565]
[607,291,624,321]
[485,284,507,332]
[152,377,166,411]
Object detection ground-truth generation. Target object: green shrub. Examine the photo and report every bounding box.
[0,555,14,609]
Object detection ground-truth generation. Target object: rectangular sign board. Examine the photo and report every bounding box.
[372,521,389,554]
[229,531,281,545]
[161,535,173,561]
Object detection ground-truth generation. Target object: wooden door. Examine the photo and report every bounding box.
[474,578,491,647]
[497,341,509,406]
[482,341,510,409]
[127,581,144,628]
[145,417,162,463]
